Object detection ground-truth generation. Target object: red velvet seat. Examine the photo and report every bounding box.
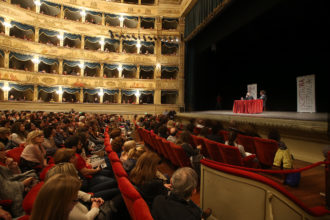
[39,164,55,181]
[5,146,24,164]
[22,182,44,214]
[117,177,153,220]
[203,139,225,163]
[155,136,170,160]
[254,137,278,167]
[219,130,229,142]
[161,139,179,167]
[108,151,121,163]
[236,134,256,154]
[169,142,191,167]
[17,215,30,220]
[220,143,257,167]
[191,135,209,158]
[149,133,159,153]
[111,161,128,180]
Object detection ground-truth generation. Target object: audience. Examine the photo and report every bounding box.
[225,131,248,157]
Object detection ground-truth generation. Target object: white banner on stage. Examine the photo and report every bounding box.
[297,74,316,113]
[247,84,257,99]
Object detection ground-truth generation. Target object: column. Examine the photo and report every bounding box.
[59,59,63,74]
[101,13,105,26]
[79,88,84,103]
[138,0,141,5]
[155,63,161,79]
[118,90,122,103]
[136,92,140,104]
[119,39,123,52]
[60,5,64,19]
[57,86,63,103]
[35,27,39,43]
[79,61,84,76]
[138,17,141,29]
[154,89,161,104]
[81,10,86,23]
[3,82,9,101]
[33,56,39,72]
[155,39,161,56]
[35,0,41,13]
[100,37,105,51]
[136,65,140,79]
[118,64,123,78]
[58,32,64,46]
[155,0,159,5]
[4,19,11,36]
[33,85,38,102]
[100,63,104,77]
[99,88,104,104]
[4,51,9,68]
[81,35,85,49]
[137,41,141,54]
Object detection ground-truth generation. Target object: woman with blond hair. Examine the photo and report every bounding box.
[120,140,136,163]
[130,152,168,207]
[30,174,81,220]
[45,163,105,220]
[20,130,47,173]
[123,146,146,173]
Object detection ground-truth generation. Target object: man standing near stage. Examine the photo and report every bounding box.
[216,94,222,110]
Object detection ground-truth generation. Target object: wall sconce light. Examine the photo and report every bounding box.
[3,22,12,28]
[80,11,86,16]
[119,16,124,22]
[78,63,85,69]
[57,34,63,40]
[33,0,41,6]
[135,90,140,97]
[118,66,123,72]
[2,86,11,92]
[32,57,40,64]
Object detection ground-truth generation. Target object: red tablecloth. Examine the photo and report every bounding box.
[233,100,263,114]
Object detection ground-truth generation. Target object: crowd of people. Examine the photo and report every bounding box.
[0,108,296,220]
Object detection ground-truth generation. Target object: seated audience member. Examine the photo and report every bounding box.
[205,122,224,144]
[30,174,81,220]
[152,167,211,220]
[167,127,177,143]
[0,207,12,220]
[123,146,146,173]
[10,122,27,146]
[111,136,125,158]
[268,129,293,169]
[20,130,47,173]
[45,163,106,220]
[225,131,248,157]
[198,127,210,138]
[177,131,202,176]
[158,125,168,139]
[0,127,11,149]
[1,143,37,218]
[129,152,168,208]
[42,126,57,156]
[109,128,122,143]
[120,140,136,163]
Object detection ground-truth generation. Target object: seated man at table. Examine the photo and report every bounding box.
[244,92,254,100]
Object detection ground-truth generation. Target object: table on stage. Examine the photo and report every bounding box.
[233,99,263,114]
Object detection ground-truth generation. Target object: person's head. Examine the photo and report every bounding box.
[158,125,168,137]
[246,92,251,96]
[112,136,125,154]
[0,142,6,161]
[268,129,281,142]
[178,131,192,145]
[11,122,26,138]
[26,130,44,145]
[64,135,82,153]
[53,148,76,164]
[43,126,56,139]
[127,146,146,160]
[199,127,209,137]
[110,128,122,139]
[45,163,79,181]
[30,174,81,220]
[122,140,136,153]
[260,90,266,95]
[169,127,177,137]
[170,167,198,200]
[228,131,238,146]
[0,127,10,139]
[130,151,160,185]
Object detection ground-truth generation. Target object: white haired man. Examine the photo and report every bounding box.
[152,167,211,220]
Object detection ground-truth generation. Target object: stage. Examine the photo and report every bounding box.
[177,110,329,163]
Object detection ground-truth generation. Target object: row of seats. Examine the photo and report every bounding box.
[137,126,279,168]
[104,127,154,220]
[137,127,191,167]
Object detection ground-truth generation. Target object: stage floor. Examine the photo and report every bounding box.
[178,110,328,122]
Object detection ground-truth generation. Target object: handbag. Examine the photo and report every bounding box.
[284,172,301,187]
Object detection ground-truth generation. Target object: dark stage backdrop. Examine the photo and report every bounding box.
[185,0,329,112]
